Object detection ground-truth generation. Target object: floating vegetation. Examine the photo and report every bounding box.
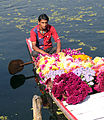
[58,8,67,11]
[0,116,8,120]
[90,47,97,51]
[0,54,5,60]
[89,23,93,26]
[0,0,103,52]
[69,17,82,21]
[78,42,86,46]
[96,30,104,33]
[61,22,65,24]
[52,11,60,16]
[59,36,65,39]
[68,39,97,51]
[64,31,70,33]
[7,13,11,16]
[56,111,63,115]
[88,13,97,16]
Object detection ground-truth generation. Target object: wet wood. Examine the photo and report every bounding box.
[32,95,42,120]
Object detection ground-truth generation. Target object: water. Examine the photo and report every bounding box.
[0,0,104,119]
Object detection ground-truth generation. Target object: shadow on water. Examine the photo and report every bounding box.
[10,74,35,89]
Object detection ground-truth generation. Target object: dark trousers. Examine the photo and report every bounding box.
[31,47,57,57]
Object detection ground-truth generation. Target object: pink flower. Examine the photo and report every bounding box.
[49,66,52,69]
[39,72,45,79]
[45,78,51,85]
[45,60,48,64]
[39,72,42,78]
[40,64,45,70]
[39,80,44,84]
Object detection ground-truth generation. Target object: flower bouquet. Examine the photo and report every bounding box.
[73,67,95,87]
[52,72,92,104]
[35,48,104,104]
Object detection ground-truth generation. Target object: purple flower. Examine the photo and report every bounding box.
[73,67,95,87]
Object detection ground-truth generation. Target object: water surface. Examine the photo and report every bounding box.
[0,0,104,119]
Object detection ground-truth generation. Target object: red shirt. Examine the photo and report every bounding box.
[30,24,60,50]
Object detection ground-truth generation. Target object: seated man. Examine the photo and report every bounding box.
[30,14,61,57]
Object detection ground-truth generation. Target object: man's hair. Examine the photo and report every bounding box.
[38,14,49,22]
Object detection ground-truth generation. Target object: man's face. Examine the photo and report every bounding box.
[38,19,48,30]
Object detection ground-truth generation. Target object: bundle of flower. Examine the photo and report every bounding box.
[94,71,104,92]
[92,57,104,75]
[35,48,104,98]
[72,54,92,61]
[51,72,92,105]
[61,48,83,56]
[36,48,84,78]
[73,67,95,87]
[44,69,65,82]
[38,69,65,85]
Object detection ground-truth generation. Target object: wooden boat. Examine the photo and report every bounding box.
[26,38,104,120]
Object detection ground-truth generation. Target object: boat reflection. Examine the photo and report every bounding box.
[10,74,68,119]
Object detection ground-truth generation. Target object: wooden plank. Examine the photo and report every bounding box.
[32,95,42,120]
[50,93,78,120]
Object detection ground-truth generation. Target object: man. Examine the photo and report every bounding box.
[30,14,61,57]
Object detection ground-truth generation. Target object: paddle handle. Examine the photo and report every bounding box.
[20,61,34,66]
[75,48,82,51]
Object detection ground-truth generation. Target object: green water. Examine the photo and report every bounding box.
[0,0,104,119]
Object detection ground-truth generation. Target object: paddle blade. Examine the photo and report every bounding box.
[8,59,24,75]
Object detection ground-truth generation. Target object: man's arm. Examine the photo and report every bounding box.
[51,26,61,53]
[56,41,61,54]
[32,42,48,55]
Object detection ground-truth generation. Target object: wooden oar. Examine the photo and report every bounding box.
[74,48,82,51]
[8,59,34,75]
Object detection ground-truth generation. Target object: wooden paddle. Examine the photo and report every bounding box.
[8,48,82,75]
[8,59,34,75]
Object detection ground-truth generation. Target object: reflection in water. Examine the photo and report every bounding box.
[10,73,67,119]
[10,74,35,89]
[10,74,68,119]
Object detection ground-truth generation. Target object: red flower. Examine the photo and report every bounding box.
[52,72,92,104]
[94,71,104,92]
